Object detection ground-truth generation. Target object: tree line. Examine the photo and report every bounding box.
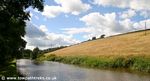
[22,46,67,59]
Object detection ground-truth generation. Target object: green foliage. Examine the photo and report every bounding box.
[0,0,44,65]
[32,47,40,59]
[22,49,32,59]
[112,57,125,68]
[22,46,67,60]
[132,58,150,73]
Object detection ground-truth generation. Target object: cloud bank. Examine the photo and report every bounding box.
[42,0,91,18]
[63,12,150,39]
[25,22,80,49]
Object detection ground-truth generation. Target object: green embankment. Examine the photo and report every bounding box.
[38,54,150,73]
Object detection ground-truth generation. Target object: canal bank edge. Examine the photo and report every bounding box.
[37,54,150,73]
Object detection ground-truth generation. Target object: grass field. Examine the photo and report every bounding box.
[46,29,150,57]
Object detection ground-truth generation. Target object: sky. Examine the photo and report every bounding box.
[25,0,150,50]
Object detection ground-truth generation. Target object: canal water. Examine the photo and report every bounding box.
[16,59,150,81]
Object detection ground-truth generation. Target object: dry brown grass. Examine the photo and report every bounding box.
[45,30,150,57]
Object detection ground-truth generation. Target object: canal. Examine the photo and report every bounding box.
[16,59,150,81]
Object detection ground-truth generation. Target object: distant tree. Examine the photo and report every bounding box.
[92,37,96,40]
[22,49,33,58]
[100,34,105,38]
[39,46,67,54]
[32,47,40,59]
[0,0,44,65]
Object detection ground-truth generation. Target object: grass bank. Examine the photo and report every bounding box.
[38,54,150,73]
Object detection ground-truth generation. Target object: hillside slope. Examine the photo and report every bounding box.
[46,30,150,57]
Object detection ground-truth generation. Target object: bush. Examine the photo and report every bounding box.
[100,34,105,38]
[92,37,96,40]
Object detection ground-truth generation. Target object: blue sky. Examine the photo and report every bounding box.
[25,0,150,49]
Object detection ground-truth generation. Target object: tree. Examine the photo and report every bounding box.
[32,47,40,59]
[92,37,96,40]
[100,34,105,38]
[22,49,33,59]
[0,0,44,65]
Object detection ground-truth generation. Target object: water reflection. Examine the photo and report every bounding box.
[17,59,150,81]
[32,60,43,65]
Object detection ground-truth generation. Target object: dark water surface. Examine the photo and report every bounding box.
[16,59,150,81]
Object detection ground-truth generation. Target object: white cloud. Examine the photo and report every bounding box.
[79,12,121,38]
[26,22,46,38]
[129,0,150,10]
[94,0,129,8]
[42,0,91,18]
[80,12,116,26]
[63,12,150,39]
[81,12,150,38]
[120,9,136,19]
[133,19,150,30]
[42,5,62,18]
[33,9,40,13]
[119,19,135,31]
[55,0,91,15]
[46,33,80,45]
[29,12,33,20]
[30,12,33,17]
[61,12,120,39]
[39,25,48,32]
[25,22,80,49]
[93,0,150,11]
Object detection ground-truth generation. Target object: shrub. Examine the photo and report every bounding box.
[100,34,105,38]
[92,37,96,40]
